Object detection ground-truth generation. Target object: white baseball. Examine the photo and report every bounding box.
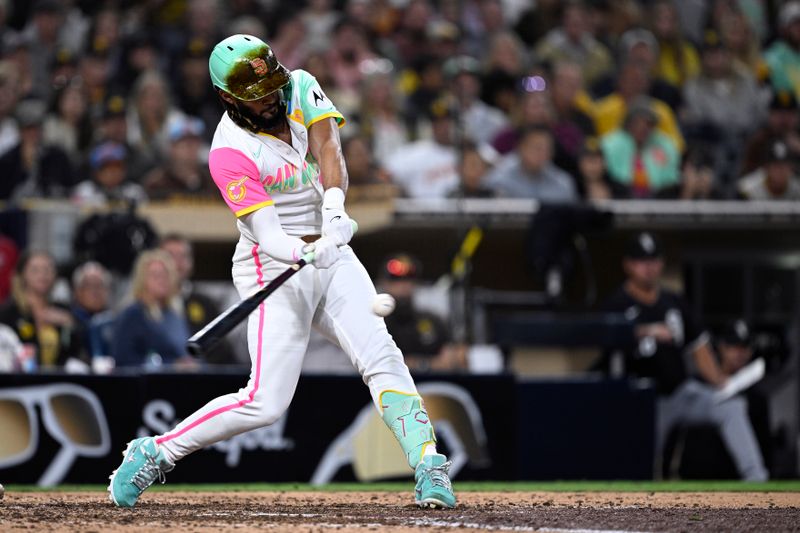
[372,293,396,317]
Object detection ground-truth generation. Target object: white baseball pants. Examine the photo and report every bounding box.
[156,246,417,461]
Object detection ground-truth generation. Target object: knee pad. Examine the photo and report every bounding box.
[380,390,436,469]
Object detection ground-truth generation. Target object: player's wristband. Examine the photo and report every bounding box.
[322,187,345,210]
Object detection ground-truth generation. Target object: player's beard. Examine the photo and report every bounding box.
[223,96,287,134]
[238,99,286,131]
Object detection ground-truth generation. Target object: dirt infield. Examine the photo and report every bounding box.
[2,491,799,532]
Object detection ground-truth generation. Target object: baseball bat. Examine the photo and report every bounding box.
[186,220,357,356]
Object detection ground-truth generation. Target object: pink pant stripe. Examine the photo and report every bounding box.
[157,246,266,446]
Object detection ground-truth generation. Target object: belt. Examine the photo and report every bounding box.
[301,234,321,243]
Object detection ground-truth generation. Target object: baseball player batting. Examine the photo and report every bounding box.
[107,34,456,510]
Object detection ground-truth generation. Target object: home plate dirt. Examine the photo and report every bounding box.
[2,491,799,532]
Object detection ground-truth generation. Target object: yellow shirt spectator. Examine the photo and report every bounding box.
[655,41,701,87]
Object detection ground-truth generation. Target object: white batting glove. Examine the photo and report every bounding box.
[303,237,342,269]
[321,187,354,246]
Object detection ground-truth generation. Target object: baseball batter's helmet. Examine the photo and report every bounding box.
[209,34,291,101]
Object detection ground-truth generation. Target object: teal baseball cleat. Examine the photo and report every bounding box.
[108,437,174,508]
[414,454,456,509]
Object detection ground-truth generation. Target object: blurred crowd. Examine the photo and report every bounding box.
[0,0,799,206]
[1,0,800,373]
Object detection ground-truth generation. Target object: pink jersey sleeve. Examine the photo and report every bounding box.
[209,147,274,217]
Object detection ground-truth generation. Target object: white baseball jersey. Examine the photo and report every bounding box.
[209,69,344,263]
[155,69,420,463]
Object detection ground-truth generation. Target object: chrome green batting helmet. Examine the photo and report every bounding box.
[209,34,291,101]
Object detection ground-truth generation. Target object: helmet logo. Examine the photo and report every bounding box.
[226,176,249,202]
[249,58,269,77]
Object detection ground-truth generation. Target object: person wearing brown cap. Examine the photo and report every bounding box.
[737,139,800,200]
[740,90,800,175]
[594,232,768,481]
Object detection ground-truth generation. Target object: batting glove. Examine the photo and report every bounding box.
[321,187,354,246]
[303,237,342,269]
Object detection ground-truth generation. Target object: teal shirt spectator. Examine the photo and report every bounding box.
[600,129,680,196]
[765,41,800,100]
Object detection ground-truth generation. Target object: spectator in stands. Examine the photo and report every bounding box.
[548,60,597,162]
[142,116,215,201]
[717,7,768,79]
[600,99,680,198]
[21,0,69,102]
[383,99,458,198]
[444,55,508,145]
[270,13,311,71]
[72,141,147,207]
[356,69,409,166]
[378,253,467,373]
[532,1,613,87]
[649,0,700,89]
[449,141,499,198]
[300,0,340,55]
[591,28,682,111]
[42,76,92,166]
[69,261,115,360]
[682,31,765,187]
[513,0,562,48]
[485,126,578,202]
[159,234,237,365]
[0,98,74,200]
[492,89,554,155]
[171,38,219,142]
[0,60,21,159]
[592,59,685,152]
[111,249,197,369]
[326,18,379,97]
[680,145,718,200]
[683,32,763,137]
[0,0,17,53]
[84,7,123,67]
[77,45,112,114]
[594,232,768,481]
[0,250,86,370]
[127,69,188,172]
[387,0,437,68]
[94,94,150,181]
[482,31,529,114]
[577,137,613,200]
[741,90,800,175]
[304,50,358,120]
[341,135,398,204]
[3,34,34,101]
[112,32,160,97]
[737,139,800,200]
[405,55,447,139]
[765,2,800,100]
[0,233,19,303]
